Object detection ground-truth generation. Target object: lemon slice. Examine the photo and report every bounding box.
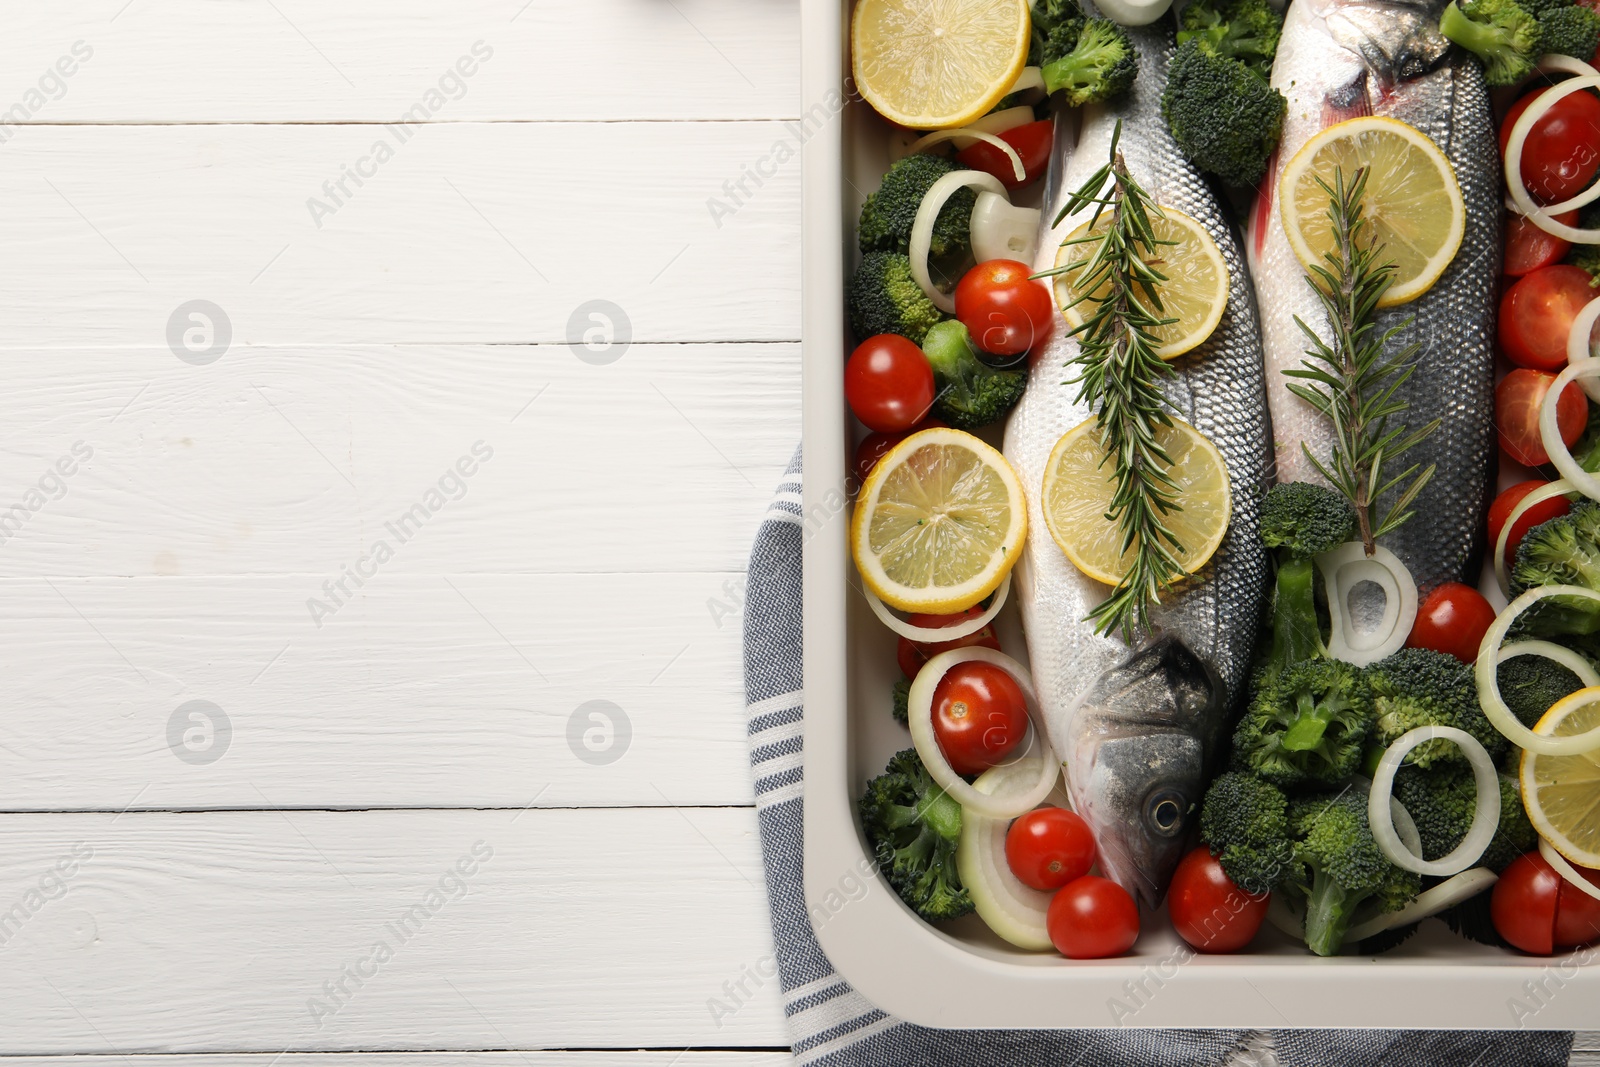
[851,0,1031,130]
[1522,689,1600,868]
[1041,416,1230,587]
[851,427,1026,613]
[1279,116,1464,308]
[1053,207,1230,360]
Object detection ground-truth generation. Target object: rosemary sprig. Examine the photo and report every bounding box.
[1033,122,1186,639]
[1284,167,1440,555]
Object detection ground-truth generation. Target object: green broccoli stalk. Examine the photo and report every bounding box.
[1392,763,1537,872]
[1199,771,1299,895]
[1440,0,1540,86]
[1496,654,1585,729]
[857,154,976,260]
[1539,5,1600,58]
[1040,18,1137,107]
[1233,659,1374,788]
[1509,500,1600,635]
[858,748,973,921]
[1161,37,1287,188]
[848,251,945,345]
[1365,648,1510,768]
[1258,482,1358,672]
[1288,789,1422,956]
[1177,0,1283,78]
[919,320,1028,429]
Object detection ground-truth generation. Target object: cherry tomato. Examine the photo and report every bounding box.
[954,259,1055,358]
[1500,88,1600,203]
[1488,480,1573,564]
[1505,211,1577,276]
[853,419,945,491]
[1499,265,1597,372]
[1005,806,1097,891]
[1496,368,1587,468]
[956,119,1053,191]
[1167,847,1270,954]
[1047,875,1140,959]
[895,606,1000,679]
[1492,851,1562,955]
[1555,861,1600,948]
[844,334,936,433]
[1405,582,1497,664]
[930,661,1029,776]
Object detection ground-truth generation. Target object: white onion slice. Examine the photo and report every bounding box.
[910,170,1008,312]
[907,647,1061,819]
[863,573,1010,642]
[963,106,1037,137]
[1499,639,1600,688]
[1532,53,1600,79]
[1315,541,1418,666]
[1342,868,1500,945]
[1540,837,1600,903]
[971,191,1041,265]
[1353,774,1424,858]
[1506,75,1600,241]
[1541,359,1600,502]
[1094,0,1173,26]
[1494,480,1576,595]
[955,764,1055,950]
[1478,584,1600,755]
[901,128,1026,183]
[1369,726,1501,876]
[1006,66,1045,104]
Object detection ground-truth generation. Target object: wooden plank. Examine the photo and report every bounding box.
[0,124,801,346]
[0,810,789,1051]
[0,0,798,121]
[0,574,762,809]
[0,343,798,577]
[0,1057,792,1066]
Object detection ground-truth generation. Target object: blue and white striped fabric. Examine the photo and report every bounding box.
[742,445,1575,1067]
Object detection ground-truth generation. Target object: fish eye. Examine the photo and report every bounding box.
[1144,789,1187,838]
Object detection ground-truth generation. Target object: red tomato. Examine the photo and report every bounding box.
[1167,847,1270,954]
[853,419,945,490]
[844,334,935,433]
[1499,265,1597,372]
[1555,862,1600,948]
[895,607,1000,679]
[956,119,1053,191]
[1047,875,1140,959]
[954,260,1055,358]
[1500,88,1600,203]
[1496,368,1588,467]
[1004,806,1097,892]
[1488,480,1573,564]
[1405,582,1497,664]
[930,661,1029,776]
[1505,211,1577,276]
[1492,851,1563,955]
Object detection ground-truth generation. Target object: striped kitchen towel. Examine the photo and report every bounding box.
[742,445,1574,1066]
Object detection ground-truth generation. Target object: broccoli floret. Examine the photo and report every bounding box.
[1570,241,1600,288]
[1199,771,1299,895]
[1258,482,1357,670]
[1392,764,1537,872]
[1233,659,1373,788]
[848,251,945,345]
[1497,654,1585,729]
[858,154,975,260]
[1030,0,1085,65]
[1161,38,1287,188]
[1041,18,1136,106]
[1440,0,1540,86]
[891,676,910,725]
[1521,0,1570,16]
[1177,0,1283,78]
[1288,788,1422,956]
[858,748,973,921]
[1367,648,1508,768]
[1539,4,1600,57]
[920,320,1028,429]
[1509,500,1600,635]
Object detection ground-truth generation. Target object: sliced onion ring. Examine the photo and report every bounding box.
[1370,726,1500,876]
[1478,585,1600,755]
[910,169,1008,312]
[1506,74,1600,239]
[1532,53,1600,79]
[1540,837,1600,903]
[1316,541,1418,667]
[1541,359,1600,501]
[971,191,1041,265]
[1499,639,1600,688]
[955,763,1055,950]
[1342,868,1499,945]
[907,647,1061,819]
[902,127,1026,183]
[863,572,1010,642]
[1494,480,1576,595]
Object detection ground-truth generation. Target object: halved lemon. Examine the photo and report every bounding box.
[851,427,1026,613]
[1522,689,1600,868]
[1041,416,1230,587]
[1279,116,1464,308]
[1052,207,1230,360]
[850,0,1031,130]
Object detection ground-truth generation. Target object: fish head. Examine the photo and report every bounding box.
[1065,634,1227,910]
[1279,0,1452,116]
